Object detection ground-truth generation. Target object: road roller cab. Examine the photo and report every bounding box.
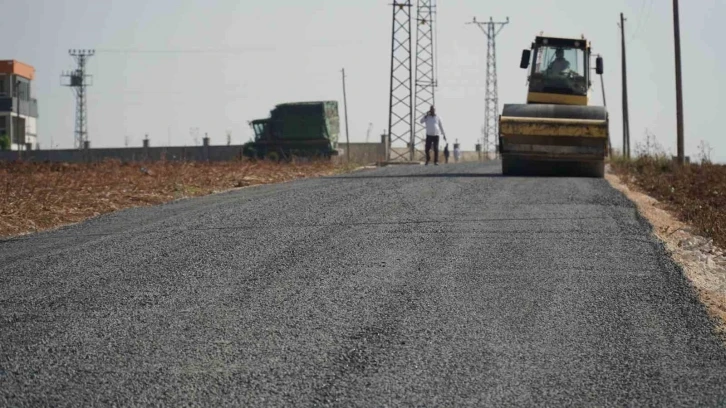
[499,35,608,177]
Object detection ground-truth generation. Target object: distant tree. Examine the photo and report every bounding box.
[0,131,10,151]
[697,140,713,164]
[190,127,200,146]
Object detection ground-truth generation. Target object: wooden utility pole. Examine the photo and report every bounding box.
[592,53,611,156]
[341,68,351,163]
[619,13,631,159]
[599,62,612,157]
[673,0,685,164]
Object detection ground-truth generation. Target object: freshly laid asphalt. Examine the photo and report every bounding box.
[2,161,725,407]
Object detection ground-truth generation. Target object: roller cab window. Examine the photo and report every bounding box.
[530,46,587,96]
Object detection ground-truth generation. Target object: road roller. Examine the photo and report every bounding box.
[499,35,608,177]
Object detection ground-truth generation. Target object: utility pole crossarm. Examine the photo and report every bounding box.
[467,17,509,38]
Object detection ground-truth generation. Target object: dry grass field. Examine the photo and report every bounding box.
[0,159,353,237]
[611,156,726,249]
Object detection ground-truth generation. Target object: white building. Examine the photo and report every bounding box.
[0,60,38,151]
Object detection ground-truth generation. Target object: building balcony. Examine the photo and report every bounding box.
[0,96,39,118]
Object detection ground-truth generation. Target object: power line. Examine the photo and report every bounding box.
[95,43,361,55]
[628,0,654,42]
[96,48,276,54]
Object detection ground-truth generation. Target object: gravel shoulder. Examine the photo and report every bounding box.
[606,170,726,335]
[2,161,725,406]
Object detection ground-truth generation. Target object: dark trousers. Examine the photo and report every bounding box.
[425,135,440,164]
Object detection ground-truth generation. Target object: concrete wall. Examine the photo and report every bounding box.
[336,142,387,165]
[388,147,495,163]
[0,140,493,165]
[0,145,252,163]
[0,142,388,164]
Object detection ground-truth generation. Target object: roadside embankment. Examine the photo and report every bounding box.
[608,157,726,334]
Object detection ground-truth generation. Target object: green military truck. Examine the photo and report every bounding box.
[244,101,340,159]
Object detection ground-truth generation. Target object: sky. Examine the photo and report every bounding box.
[1,0,723,163]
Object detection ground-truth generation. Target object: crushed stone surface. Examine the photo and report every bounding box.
[2,161,726,406]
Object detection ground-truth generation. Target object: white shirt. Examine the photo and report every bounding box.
[420,114,446,138]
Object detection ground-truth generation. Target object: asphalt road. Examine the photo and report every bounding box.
[2,161,725,407]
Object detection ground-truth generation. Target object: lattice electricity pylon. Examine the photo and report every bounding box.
[62,49,95,149]
[413,0,437,161]
[387,1,414,162]
[467,17,508,159]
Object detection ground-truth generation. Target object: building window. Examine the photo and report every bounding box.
[16,81,25,100]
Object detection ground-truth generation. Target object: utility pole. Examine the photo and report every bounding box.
[619,14,631,159]
[14,79,21,159]
[672,0,685,164]
[190,127,200,146]
[593,53,611,156]
[341,68,351,163]
[601,73,613,156]
[62,49,95,150]
[467,16,509,160]
[387,1,414,162]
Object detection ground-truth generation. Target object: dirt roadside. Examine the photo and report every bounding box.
[607,170,726,335]
[0,160,360,239]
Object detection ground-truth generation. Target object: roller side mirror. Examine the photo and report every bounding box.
[520,49,531,69]
[596,56,604,75]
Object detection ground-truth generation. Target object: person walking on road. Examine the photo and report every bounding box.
[443,143,450,163]
[453,139,461,163]
[420,106,447,165]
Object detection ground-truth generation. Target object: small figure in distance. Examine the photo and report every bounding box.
[443,143,450,164]
[453,139,461,163]
[420,105,447,166]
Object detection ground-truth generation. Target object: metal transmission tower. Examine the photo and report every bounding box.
[413,0,437,161]
[387,1,414,162]
[62,49,95,149]
[468,17,508,159]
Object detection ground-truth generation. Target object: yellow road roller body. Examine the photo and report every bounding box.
[499,35,608,177]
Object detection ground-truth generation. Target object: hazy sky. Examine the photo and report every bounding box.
[2,0,723,162]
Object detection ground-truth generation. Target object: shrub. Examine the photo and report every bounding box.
[0,132,10,151]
